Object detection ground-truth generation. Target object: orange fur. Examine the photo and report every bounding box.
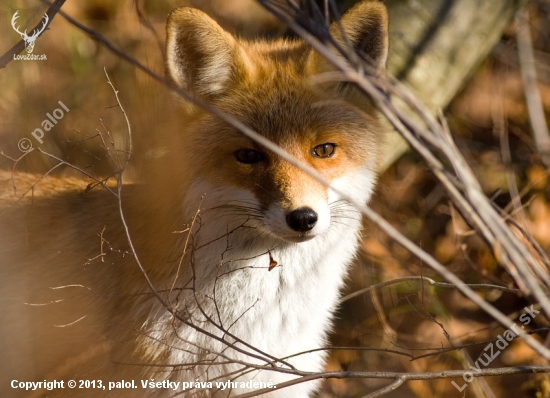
[0,2,389,397]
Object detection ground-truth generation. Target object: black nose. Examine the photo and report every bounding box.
[286,208,318,232]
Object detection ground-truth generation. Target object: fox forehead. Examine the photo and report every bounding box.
[222,41,365,131]
[194,43,381,162]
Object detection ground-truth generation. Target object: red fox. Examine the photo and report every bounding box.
[0,1,388,397]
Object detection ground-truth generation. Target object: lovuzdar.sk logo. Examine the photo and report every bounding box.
[12,10,48,61]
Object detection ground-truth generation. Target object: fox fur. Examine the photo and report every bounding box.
[0,1,388,397]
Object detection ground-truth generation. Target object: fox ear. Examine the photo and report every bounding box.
[165,7,248,98]
[308,1,389,75]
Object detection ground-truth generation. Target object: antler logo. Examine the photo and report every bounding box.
[11,11,49,54]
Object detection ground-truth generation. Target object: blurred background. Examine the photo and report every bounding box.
[1,0,550,397]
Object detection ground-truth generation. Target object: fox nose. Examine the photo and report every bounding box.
[286,208,318,232]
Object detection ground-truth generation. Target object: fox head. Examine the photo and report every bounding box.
[164,1,388,246]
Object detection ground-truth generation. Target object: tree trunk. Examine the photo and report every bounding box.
[379,0,521,170]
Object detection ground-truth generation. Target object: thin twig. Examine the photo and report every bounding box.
[231,365,550,398]
[339,276,520,304]
[359,376,406,398]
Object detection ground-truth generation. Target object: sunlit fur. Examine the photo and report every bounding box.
[0,1,388,397]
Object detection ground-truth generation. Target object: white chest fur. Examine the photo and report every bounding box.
[138,171,372,397]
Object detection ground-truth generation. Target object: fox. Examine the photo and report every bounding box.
[0,1,388,397]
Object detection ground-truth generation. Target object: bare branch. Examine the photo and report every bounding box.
[360,377,406,398]
[231,365,550,398]
[339,276,521,304]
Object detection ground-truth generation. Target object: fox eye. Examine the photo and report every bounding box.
[235,148,264,164]
[312,143,336,158]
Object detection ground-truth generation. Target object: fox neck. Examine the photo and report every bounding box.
[136,178,364,367]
